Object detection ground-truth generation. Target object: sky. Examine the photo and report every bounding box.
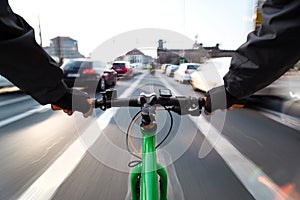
[9,0,256,58]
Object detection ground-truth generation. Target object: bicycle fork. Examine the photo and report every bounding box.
[130,116,168,200]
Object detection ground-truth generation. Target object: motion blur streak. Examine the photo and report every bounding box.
[258,176,300,200]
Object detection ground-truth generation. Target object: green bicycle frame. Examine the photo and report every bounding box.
[130,124,168,200]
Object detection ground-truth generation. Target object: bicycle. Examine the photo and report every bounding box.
[93,88,204,200]
[52,88,204,199]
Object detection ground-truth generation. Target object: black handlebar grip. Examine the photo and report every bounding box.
[108,98,141,108]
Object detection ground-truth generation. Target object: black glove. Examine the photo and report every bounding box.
[52,88,92,114]
[204,85,247,114]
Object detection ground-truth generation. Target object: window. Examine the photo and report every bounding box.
[187,65,198,70]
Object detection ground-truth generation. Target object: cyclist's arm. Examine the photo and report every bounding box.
[0,0,66,104]
[0,0,92,116]
[224,0,300,99]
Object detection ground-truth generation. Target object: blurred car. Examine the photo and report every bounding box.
[174,63,200,83]
[61,59,118,91]
[111,61,134,78]
[254,71,300,97]
[190,57,300,100]
[165,64,179,77]
[161,63,171,74]
[190,57,232,92]
[131,63,144,75]
[0,75,14,88]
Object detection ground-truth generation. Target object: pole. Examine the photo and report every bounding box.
[38,15,43,47]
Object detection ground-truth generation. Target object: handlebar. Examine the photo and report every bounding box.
[94,89,205,116]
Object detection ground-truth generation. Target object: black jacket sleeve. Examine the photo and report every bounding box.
[0,0,67,105]
[223,0,300,99]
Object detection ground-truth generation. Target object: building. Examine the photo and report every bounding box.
[44,36,84,63]
[125,48,145,64]
[114,48,154,65]
[254,0,266,29]
[157,39,234,64]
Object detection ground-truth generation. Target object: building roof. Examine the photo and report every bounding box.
[51,36,77,41]
[125,48,145,56]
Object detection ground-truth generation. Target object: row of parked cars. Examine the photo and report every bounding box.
[62,59,144,92]
[163,57,300,100]
[161,57,232,92]
[0,59,144,92]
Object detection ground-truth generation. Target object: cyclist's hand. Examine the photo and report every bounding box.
[204,85,246,114]
[51,88,93,118]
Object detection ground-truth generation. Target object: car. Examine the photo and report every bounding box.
[165,64,179,77]
[190,57,232,92]
[161,63,171,74]
[111,61,134,78]
[173,63,200,83]
[61,58,118,92]
[0,75,14,88]
[131,63,144,75]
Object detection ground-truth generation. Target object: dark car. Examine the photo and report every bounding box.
[111,61,134,78]
[61,59,118,91]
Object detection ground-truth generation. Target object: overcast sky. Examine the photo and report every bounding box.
[10,0,256,57]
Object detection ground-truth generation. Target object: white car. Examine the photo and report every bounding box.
[161,63,171,74]
[190,57,300,99]
[165,64,179,77]
[190,57,231,92]
[173,63,200,83]
[131,63,144,75]
[0,75,14,88]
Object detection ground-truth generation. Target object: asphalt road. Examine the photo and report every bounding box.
[0,71,299,200]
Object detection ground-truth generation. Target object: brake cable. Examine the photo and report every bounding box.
[155,107,173,149]
[126,111,142,160]
[126,107,174,167]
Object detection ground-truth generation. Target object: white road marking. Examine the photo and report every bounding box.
[16,73,288,200]
[192,116,285,200]
[17,74,147,200]
[258,109,300,131]
[158,74,286,200]
[17,138,87,200]
[0,106,48,128]
[0,95,31,107]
